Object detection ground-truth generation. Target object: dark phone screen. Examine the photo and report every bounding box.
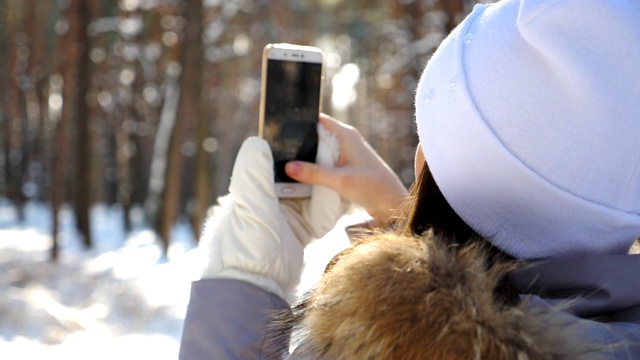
[264,59,321,183]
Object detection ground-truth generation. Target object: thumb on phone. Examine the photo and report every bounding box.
[284,120,343,191]
[285,161,341,192]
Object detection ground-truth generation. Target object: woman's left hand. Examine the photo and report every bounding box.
[285,114,408,225]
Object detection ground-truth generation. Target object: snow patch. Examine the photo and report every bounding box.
[0,201,199,359]
[0,200,368,358]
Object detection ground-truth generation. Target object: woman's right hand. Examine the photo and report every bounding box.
[285,114,408,225]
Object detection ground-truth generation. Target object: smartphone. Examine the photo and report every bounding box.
[258,43,324,198]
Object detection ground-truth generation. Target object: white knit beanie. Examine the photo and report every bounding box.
[415,0,640,259]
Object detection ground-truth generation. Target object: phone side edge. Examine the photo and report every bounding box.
[258,44,272,138]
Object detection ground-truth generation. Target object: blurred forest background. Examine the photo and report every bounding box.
[0,0,489,260]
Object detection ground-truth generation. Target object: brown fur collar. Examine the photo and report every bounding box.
[273,232,584,359]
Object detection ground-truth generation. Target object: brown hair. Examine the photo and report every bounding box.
[397,162,518,303]
[399,163,478,243]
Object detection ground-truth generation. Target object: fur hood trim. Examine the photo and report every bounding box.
[273,232,585,359]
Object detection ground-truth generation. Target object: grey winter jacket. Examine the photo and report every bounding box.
[179,278,288,359]
[179,254,640,359]
[509,254,640,359]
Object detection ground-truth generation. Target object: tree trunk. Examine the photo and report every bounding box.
[51,1,73,261]
[69,0,94,249]
[188,1,209,239]
[52,0,94,259]
[440,0,466,33]
[146,4,185,253]
[157,0,204,251]
[5,1,27,219]
[115,5,144,233]
[0,5,7,196]
[27,0,55,204]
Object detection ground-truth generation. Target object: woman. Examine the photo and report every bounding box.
[180,0,640,358]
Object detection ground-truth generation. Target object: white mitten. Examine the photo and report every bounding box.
[200,125,347,302]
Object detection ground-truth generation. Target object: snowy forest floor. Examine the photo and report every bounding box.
[0,200,361,359]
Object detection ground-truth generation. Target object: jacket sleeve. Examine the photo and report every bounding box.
[525,296,640,359]
[179,278,290,360]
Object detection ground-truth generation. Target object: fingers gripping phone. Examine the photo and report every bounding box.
[258,43,324,198]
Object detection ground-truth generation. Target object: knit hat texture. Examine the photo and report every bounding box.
[415,0,640,259]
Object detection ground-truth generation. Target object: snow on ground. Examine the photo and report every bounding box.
[0,199,364,359]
